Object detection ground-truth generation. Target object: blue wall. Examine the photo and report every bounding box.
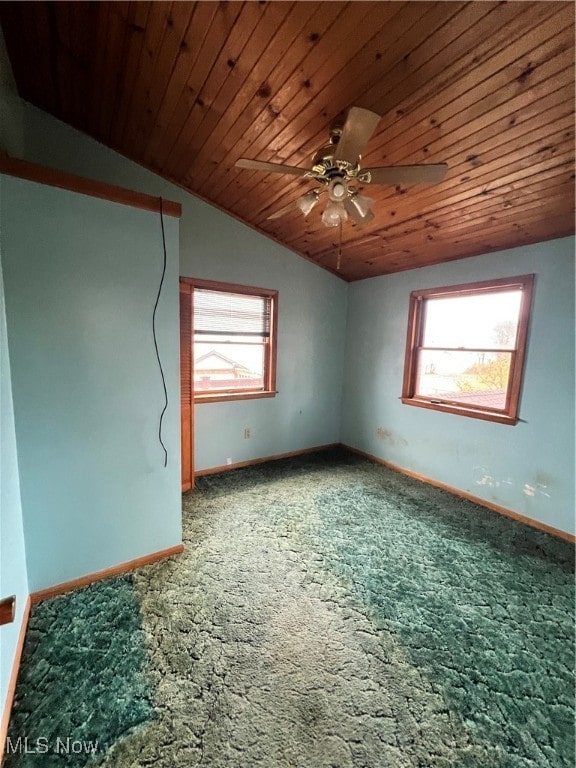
[342,237,575,535]
[19,103,348,471]
[181,206,347,469]
[1,175,182,591]
[0,253,28,722]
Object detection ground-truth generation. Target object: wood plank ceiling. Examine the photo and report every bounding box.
[1,1,574,281]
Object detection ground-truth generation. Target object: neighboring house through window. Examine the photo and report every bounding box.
[402,274,535,424]
[194,350,253,385]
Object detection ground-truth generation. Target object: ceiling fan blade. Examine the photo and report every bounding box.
[266,200,300,220]
[333,107,381,165]
[235,158,308,176]
[363,163,448,185]
[267,189,324,220]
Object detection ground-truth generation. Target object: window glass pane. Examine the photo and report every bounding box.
[194,340,265,393]
[423,290,522,349]
[416,350,512,410]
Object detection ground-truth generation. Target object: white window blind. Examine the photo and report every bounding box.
[194,288,271,338]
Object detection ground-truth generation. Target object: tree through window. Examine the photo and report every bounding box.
[402,275,535,424]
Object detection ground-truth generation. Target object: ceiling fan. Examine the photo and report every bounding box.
[235,107,448,228]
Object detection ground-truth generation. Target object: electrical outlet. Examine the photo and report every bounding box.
[244,428,251,439]
[226,457,232,465]
[0,595,16,626]
[376,426,386,439]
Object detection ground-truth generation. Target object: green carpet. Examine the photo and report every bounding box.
[6,449,575,766]
[5,577,153,767]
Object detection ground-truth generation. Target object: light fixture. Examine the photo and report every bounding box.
[328,179,347,202]
[296,189,320,216]
[318,177,349,227]
[348,192,374,219]
[321,200,348,228]
[294,177,375,228]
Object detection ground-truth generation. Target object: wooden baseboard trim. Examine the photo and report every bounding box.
[30,544,184,605]
[0,154,182,218]
[194,443,340,478]
[342,444,575,544]
[0,596,31,766]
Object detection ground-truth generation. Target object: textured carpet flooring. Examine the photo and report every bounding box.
[5,578,153,767]
[6,449,575,767]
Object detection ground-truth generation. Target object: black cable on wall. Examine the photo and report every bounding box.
[153,197,169,467]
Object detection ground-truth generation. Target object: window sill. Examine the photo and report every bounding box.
[401,397,518,425]
[194,391,278,404]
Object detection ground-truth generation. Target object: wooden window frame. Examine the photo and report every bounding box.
[401,274,535,425]
[180,282,194,490]
[180,277,278,405]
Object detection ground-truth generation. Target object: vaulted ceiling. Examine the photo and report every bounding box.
[1,1,574,281]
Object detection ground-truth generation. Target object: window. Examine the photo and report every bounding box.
[181,278,278,403]
[402,274,534,424]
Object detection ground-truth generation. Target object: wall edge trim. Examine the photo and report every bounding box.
[342,444,575,543]
[0,596,31,766]
[29,544,184,605]
[0,153,182,218]
[194,443,340,477]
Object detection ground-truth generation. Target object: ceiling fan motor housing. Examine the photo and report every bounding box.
[312,143,359,180]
